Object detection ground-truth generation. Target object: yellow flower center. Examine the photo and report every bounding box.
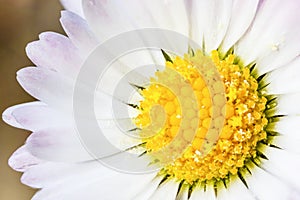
[134,50,268,186]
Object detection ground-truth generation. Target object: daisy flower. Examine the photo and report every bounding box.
[3,0,300,199]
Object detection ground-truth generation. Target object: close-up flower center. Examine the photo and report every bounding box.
[5,1,300,199]
[134,49,270,190]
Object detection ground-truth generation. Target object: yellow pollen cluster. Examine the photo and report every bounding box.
[134,50,268,184]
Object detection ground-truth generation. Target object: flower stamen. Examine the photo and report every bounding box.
[134,49,270,189]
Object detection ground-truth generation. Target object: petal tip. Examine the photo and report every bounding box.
[2,106,23,129]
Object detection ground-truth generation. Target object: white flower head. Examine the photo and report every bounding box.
[3,0,300,199]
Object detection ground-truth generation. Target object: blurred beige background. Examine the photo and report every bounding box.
[0,1,63,199]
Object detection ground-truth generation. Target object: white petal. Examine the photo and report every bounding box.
[31,162,157,200]
[188,0,232,53]
[189,185,216,200]
[82,0,188,40]
[25,32,82,77]
[266,56,300,94]
[8,146,43,172]
[266,117,300,156]
[60,11,98,56]
[262,146,300,192]
[274,93,300,115]
[94,89,140,124]
[272,136,300,157]
[2,102,43,129]
[17,67,73,109]
[93,88,116,118]
[21,162,94,188]
[24,122,141,163]
[149,179,179,200]
[60,0,84,18]
[93,49,165,127]
[218,179,255,200]
[8,102,70,132]
[117,49,165,71]
[82,0,190,63]
[100,120,142,148]
[96,49,165,97]
[235,0,300,74]
[132,177,161,200]
[246,163,299,200]
[176,186,189,200]
[266,116,300,154]
[25,128,93,162]
[271,116,300,140]
[221,0,259,53]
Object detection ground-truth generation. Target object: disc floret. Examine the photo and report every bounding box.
[134,50,269,186]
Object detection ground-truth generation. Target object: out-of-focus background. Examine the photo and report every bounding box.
[0,1,63,199]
